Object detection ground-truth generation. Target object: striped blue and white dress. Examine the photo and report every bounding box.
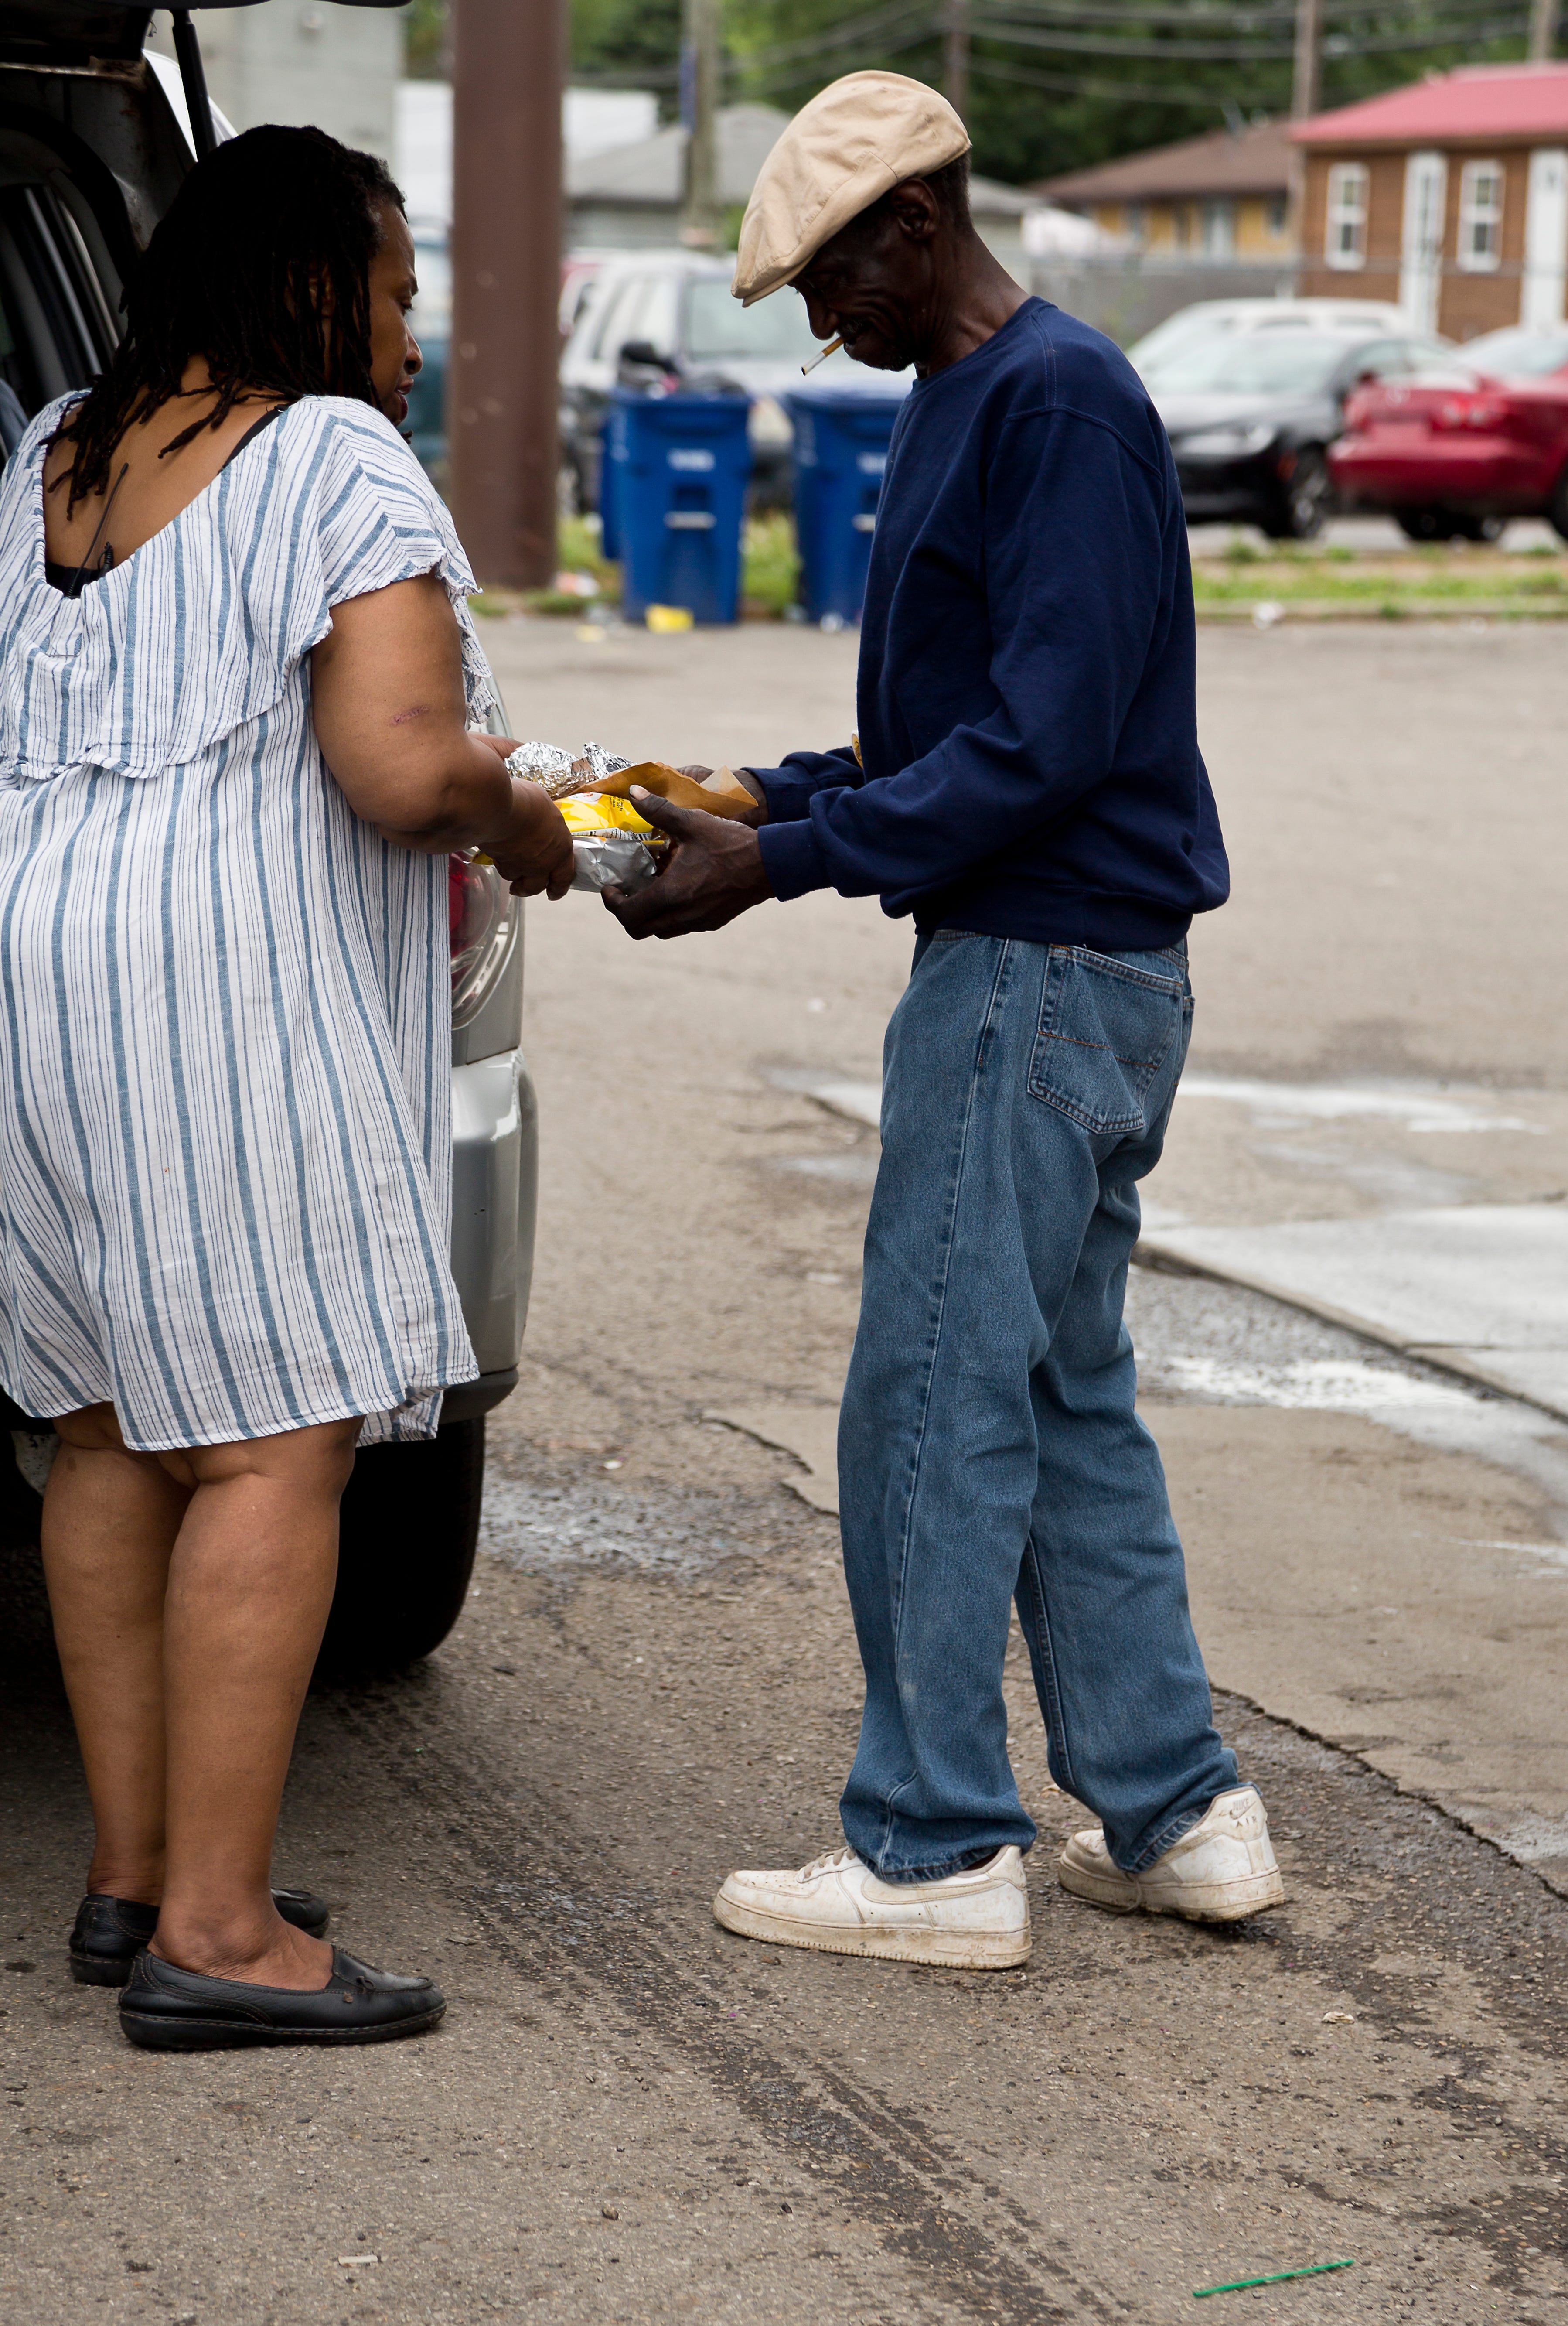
[0,394,488,1450]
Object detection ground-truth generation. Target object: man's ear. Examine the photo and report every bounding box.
[887,179,941,243]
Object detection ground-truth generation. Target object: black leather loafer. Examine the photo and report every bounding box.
[119,1946,445,2050]
[69,1886,330,1987]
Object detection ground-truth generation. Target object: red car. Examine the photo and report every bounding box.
[1329,325,1568,541]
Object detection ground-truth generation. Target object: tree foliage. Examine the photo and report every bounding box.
[568,0,1544,184]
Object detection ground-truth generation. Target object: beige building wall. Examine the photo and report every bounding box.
[148,2,402,162]
[1091,195,1292,257]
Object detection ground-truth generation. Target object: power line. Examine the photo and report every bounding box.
[574,0,1539,100]
[976,0,1514,22]
[971,4,1529,55]
[967,49,1255,99]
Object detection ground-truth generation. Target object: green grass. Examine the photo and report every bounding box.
[743,509,801,617]
[480,513,1568,625]
[1191,549,1568,616]
[494,510,802,621]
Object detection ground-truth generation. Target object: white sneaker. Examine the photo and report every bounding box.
[1057,1786,1284,1923]
[713,1843,1031,1967]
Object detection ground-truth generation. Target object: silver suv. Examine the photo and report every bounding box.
[559,248,881,514]
[0,0,535,1675]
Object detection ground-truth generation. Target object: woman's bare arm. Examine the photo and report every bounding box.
[310,571,573,897]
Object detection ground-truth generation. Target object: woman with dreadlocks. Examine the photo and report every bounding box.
[0,125,573,2049]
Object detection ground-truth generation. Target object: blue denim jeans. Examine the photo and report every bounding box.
[837,931,1239,1880]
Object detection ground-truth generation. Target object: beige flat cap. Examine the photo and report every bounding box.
[732,71,971,307]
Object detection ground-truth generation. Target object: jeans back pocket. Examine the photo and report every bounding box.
[1027,946,1187,1137]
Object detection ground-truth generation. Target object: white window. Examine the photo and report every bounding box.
[1325,162,1369,269]
[1458,160,1505,273]
[1201,198,1237,257]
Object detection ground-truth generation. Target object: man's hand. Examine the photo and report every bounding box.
[603,787,773,939]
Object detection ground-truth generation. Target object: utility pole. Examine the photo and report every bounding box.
[1286,0,1323,278]
[944,0,971,120]
[1291,0,1324,119]
[450,0,566,589]
[681,0,721,249]
[1528,0,1560,60]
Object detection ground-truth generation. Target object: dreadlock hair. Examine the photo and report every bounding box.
[51,124,404,513]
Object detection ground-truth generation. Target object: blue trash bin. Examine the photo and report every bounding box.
[784,389,905,625]
[597,410,621,563]
[606,389,751,625]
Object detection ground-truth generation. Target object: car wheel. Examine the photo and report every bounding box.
[1397,506,1504,543]
[1278,447,1333,540]
[314,1416,486,1682]
[1550,462,1568,543]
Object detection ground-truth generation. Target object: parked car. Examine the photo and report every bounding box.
[403,228,450,478]
[0,0,535,1675]
[559,250,908,514]
[1128,297,1411,386]
[1329,325,1568,542]
[393,246,609,482]
[1150,326,1453,538]
[559,250,608,343]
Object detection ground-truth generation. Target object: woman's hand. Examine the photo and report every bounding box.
[483,780,575,899]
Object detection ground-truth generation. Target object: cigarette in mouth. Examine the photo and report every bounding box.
[800,335,845,375]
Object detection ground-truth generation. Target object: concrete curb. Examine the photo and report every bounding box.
[1133,1233,1568,1431]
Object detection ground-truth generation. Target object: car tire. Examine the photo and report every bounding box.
[314,1417,486,1683]
[1278,447,1333,540]
[1396,506,1504,543]
[1550,462,1568,543]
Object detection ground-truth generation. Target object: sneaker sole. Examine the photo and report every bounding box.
[712,1891,1030,1968]
[118,2004,446,2052]
[1058,1860,1285,1923]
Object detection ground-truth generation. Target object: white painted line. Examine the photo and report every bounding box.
[762,1069,882,1130]
[1178,1073,1539,1135]
[776,1068,1542,1137]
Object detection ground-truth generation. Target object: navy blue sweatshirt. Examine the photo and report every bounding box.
[752,298,1228,950]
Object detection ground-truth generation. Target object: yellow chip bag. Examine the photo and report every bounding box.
[559,793,665,840]
[559,790,668,894]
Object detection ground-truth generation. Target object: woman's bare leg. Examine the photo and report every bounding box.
[151,1416,361,1989]
[43,1404,361,1990]
[42,1404,191,1902]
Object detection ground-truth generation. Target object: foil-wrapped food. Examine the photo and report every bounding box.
[504,739,631,801]
[558,791,668,895]
[503,739,664,890]
[501,737,755,895]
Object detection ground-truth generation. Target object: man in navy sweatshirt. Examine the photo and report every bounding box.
[606,70,1284,1962]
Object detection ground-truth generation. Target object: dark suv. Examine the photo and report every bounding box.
[0,0,535,1674]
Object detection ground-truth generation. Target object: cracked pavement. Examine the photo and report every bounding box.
[3,619,1567,2323]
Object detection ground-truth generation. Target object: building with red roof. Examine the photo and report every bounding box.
[1292,64,1568,339]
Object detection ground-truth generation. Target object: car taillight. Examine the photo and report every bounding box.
[449,853,515,1029]
[1434,395,1508,431]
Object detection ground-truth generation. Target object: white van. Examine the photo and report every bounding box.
[1129,297,1412,385]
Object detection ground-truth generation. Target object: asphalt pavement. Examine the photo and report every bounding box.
[3,617,1567,2324]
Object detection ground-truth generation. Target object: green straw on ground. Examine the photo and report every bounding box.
[1193,2259,1354,2298]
